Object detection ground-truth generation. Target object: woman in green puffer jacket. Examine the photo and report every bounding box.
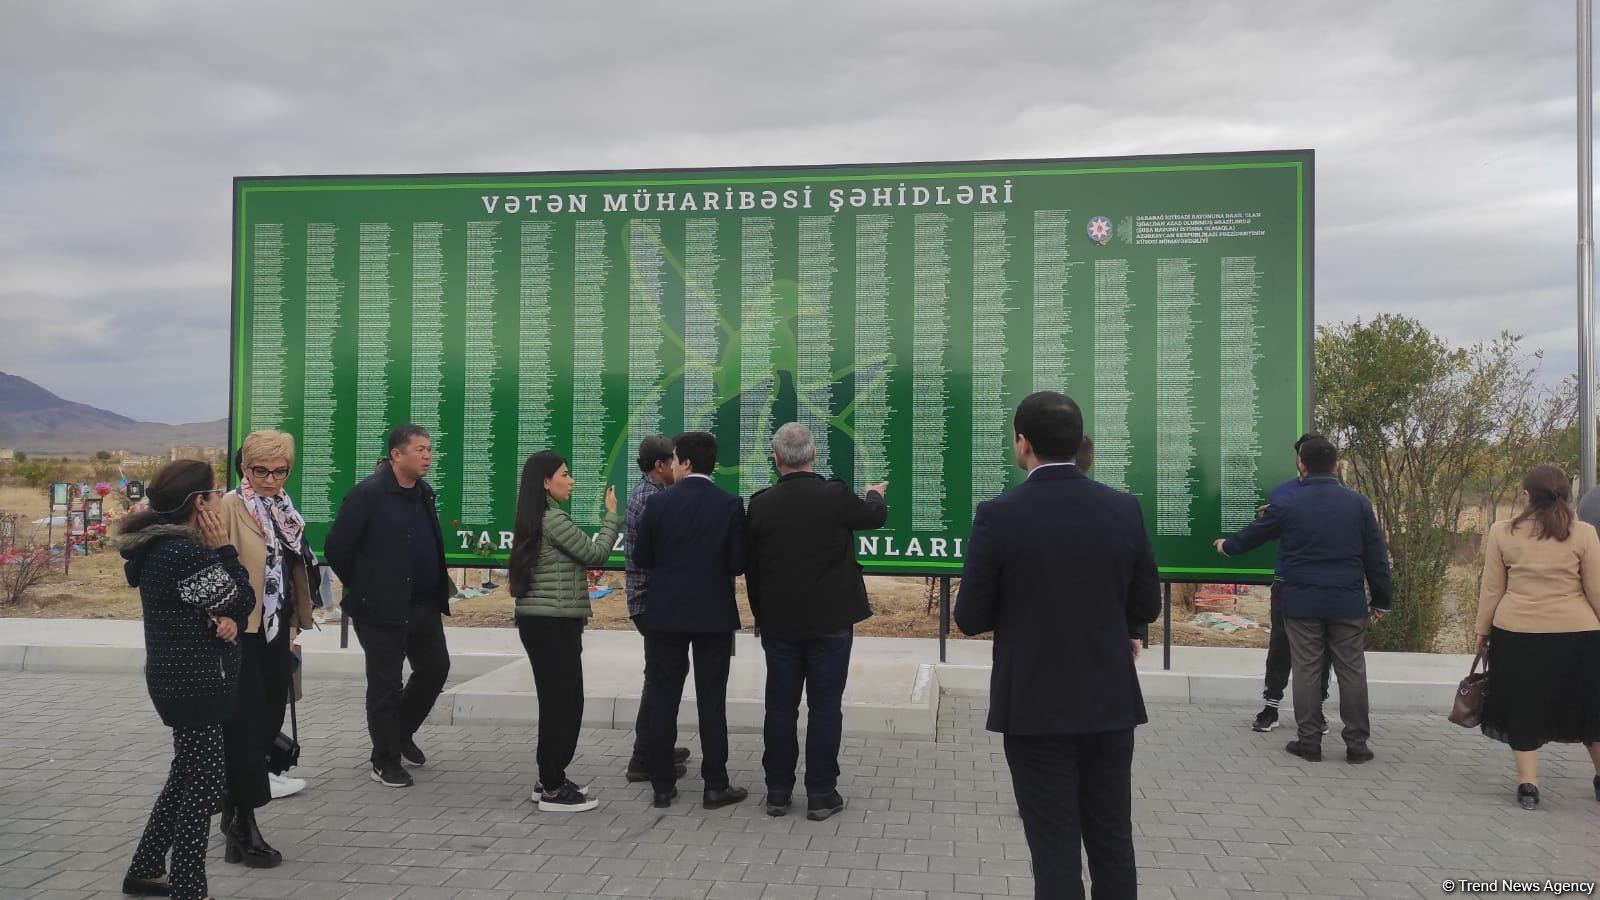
[508,451,622,813]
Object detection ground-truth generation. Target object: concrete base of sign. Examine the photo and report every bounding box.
[0,618,1470,739]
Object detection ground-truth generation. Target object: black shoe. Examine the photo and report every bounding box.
[218,798,234,838]
[371,762,414,788]
[674,746,691,764]
[807,791,847,821]
[533,778,590,797]
[401,737,427,768]
[1251,707,1279,732]
[1593,775,1599,802]
[1517,782,1540,810]
[652,788,678,809]
[223,808,282,868]
[122,874,171,896]
[703,786,749,810]
[1285,739,1322,762]
[1346,745,1375,764]
[626,761,687,783]
[537,782,599,813]
[765,790,793,816]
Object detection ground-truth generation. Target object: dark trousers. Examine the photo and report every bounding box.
[629,617,650,766]
[640,629,733,793]
[222,624,292,810]
[517,615,585,790]
[1003,729,1137,900]
[761,628,852,795]
[1284,616,1371,746]
[128,724,225,900]
[354,603,451,767]
[1263,582,1331,704]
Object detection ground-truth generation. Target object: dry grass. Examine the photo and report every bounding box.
[3,479,1477,651]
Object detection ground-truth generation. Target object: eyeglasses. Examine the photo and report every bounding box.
[249,466,291,480]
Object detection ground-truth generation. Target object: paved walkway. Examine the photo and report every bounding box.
[0,673,1596,900]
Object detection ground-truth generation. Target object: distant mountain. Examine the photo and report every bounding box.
[0,372,226,456]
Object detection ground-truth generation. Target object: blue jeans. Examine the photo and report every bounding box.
[761,628,853,795]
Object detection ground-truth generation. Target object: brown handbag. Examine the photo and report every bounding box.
[1447,649,1489,728]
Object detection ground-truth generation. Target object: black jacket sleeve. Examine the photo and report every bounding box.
[1361,499,1394,610]
[744,498,762,627]
[1124,499,1162,636]
[954,502,1001,636]
[725,498,747,576]
[323,482,372,588]
[841,485,888,531]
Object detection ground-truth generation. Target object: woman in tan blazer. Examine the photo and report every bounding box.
[215,431,318,865]
[1476,464,1600,810]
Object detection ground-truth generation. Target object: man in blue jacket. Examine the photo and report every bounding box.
[1217,436,1393,763]
[633,431,749,810]
[1251,433,1332,734]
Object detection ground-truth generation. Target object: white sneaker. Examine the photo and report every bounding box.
[268,772,307,799]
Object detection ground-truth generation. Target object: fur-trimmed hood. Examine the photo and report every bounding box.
[116,524,201,587]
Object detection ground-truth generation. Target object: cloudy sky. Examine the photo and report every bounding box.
[0,0,1584,424]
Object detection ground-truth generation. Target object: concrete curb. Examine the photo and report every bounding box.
[0,644,517,680]
[2,641,1460,726]
[433,659,944,740]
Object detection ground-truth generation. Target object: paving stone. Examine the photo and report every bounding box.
[1,674,1598,899]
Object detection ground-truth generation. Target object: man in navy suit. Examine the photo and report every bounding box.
[956,391,1161,900]
[633,431,750,810]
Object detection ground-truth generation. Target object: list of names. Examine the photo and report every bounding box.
[683,220,722,432]
[300,223,342,522]
[517,222,555,461]
[911,213,950,532]
[853,216,894,486]
[571,221,610,525]
[797,216,836,476]
[1156,258,1198,536]
[356,223,393,471]
[738,218,777,499]
[410,223,449,488]
[628,220,667,458]
[1220,257,1265,530]
[971,211,1013,515]
[249,223,287,432]
[1031,210,1073,393]
[1092,259,1133,492]
[460,221,500,525]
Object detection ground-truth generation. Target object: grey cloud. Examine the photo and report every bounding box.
[0,0,1587,422]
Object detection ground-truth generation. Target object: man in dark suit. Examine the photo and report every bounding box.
[746,422,887,820]
[633,431,749,810]
[955,392,1161,900]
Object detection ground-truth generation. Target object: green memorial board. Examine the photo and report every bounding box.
[231,150,1312,580]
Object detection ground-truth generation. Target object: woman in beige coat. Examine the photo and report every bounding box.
[1476,464,1600,810]
[215,431,318,863]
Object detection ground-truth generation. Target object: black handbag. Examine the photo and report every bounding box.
[268,689,300,775]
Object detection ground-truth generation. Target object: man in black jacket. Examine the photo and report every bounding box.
[324,424,453,789]
[633,431,749,810]
[955,392,1161,900]
[746,422,887,820]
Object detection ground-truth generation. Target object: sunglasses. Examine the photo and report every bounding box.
[249,466,291,480]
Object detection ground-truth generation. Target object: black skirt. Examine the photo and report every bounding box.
[1480,627,1600,751]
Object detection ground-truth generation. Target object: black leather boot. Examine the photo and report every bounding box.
[224,807,282,868]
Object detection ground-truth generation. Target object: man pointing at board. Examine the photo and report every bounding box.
[955,391,1160,900]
